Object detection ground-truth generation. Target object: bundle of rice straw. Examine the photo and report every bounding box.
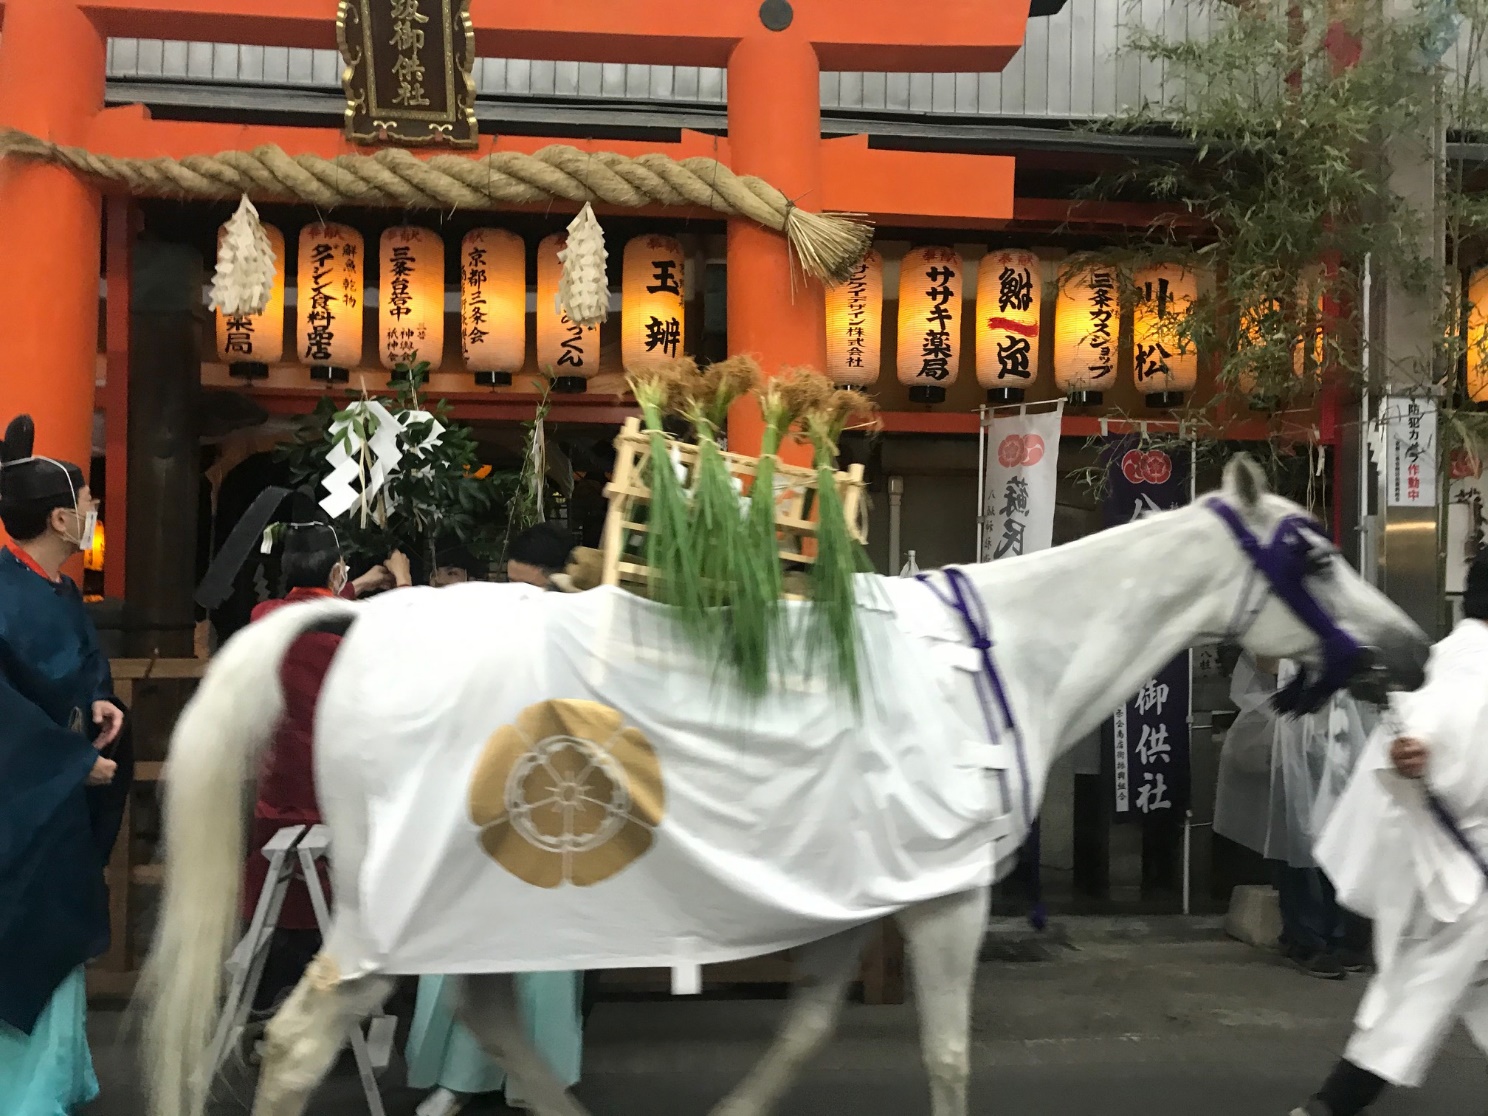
[802,387,878,702]
[627,364,702,624]
[744,370,831,678]
[679,356,763,685]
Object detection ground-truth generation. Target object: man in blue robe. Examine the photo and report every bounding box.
[0,414,127,1114]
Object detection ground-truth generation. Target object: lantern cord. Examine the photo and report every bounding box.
[0,128,873,286]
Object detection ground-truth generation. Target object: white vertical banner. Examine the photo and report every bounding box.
[1383,395,1438,508]
[979,403,1064,561]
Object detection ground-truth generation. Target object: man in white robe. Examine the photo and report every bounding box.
[1291,554,1488,1116]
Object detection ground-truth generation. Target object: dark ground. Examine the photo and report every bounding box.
[88,921,1487,1115]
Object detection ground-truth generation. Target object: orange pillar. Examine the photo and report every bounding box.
[0,0,105,480]
[725,31,825,458]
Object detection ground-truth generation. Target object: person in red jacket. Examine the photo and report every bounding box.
[243,525,412,1014]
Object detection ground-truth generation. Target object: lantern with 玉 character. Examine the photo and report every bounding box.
[297,222,363,383]
[622,235,687,379]
[379,226,444,374]
[537,233,599,388]
[897,246,963,404]
[216,222,285,380]
[824,250,882,389]
[461,229,526,388]
[1131,263,1199,408]
[977,249,1041,404]
[1053,263,1119,406]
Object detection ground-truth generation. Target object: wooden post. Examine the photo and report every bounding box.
[0,0,105,558]
[103,199,134,601]
[124,241,205,657]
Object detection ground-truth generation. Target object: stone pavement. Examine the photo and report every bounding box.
[88,921,1487,1115]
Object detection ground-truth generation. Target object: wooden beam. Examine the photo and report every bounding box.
[58,0,1030,72]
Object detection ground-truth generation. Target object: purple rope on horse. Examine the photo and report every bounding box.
[918,567,1043,929]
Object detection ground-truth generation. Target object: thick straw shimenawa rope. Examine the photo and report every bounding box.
[0,128,874,284]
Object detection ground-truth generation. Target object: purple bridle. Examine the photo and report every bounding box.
[1205,498,1369,715]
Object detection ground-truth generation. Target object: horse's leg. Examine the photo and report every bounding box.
[895,886,990,1116]
[708,925,873,1116]
[249,957,395,1116]
[452,973,593,1116]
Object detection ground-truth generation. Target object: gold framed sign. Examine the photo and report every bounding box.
[337,0,478,148]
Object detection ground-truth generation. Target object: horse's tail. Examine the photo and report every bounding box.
[139,598,357,1116]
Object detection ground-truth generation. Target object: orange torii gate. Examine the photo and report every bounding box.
[0,0,1030,471]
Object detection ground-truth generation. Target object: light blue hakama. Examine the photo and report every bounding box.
[0,967,98,1116]
[405,972,582,1107]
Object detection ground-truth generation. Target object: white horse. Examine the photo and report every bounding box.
[138,457,1428,1116]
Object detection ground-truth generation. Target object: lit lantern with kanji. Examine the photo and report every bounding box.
[537,233,598,388]
[379,226,444,374]
[216,222,285,379]
[977,249,1041,404]
[296,222,363,383]
[1236,283,1325,406]
[1131,263,1199,408]
[622,235,687,377]
[461,229,527,388]
[897,246,963,404]
[1468,268,1488,407]
[1053,263,1120,406]
[824,250,882,388]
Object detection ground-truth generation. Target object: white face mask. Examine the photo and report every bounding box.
[72,507,98,552]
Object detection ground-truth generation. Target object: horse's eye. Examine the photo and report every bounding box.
[1306,550,1334,577]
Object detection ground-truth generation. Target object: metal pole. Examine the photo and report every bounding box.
[1183,436,1197,914]
[976,404,989,562]
[888,476,904,575]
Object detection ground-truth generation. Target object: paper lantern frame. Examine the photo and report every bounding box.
[297,222,363,383]
[897,246,964,405]
[462,228,527,388]
[825,249,882,388]
[217,222,286,379]
[1053,263,1120,406]
[977,249,1042,404]
[537,233,600,389]
[1131,263,1199,409]
[379,226,445,375]
[622,235,688,382]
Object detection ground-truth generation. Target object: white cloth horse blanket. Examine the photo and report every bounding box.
[315,579,1027,978]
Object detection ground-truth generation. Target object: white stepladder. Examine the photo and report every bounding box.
[204,824,393,1116]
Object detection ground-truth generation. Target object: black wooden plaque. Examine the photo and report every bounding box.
[337,0,478,148]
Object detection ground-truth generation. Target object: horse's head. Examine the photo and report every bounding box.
[1206,454,1429,713]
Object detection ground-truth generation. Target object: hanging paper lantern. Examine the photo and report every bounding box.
[215,222,285,380]
[1053,263,1120,405]
[379,226,444,374]
[83,520,104,573]
[1132,263,1199,408]
[622,235,687,378]
[897,246,963,404]
[824,249,882,388]
[297,222,363,383]
[537,233,599,389]
[977,249,1041,404]
[461,229,526,388]
[1467,268,1488,407]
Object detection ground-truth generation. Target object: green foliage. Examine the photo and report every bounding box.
[278,361,517,575]
[1102,0,1463,411]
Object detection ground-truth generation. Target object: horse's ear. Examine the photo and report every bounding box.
[1223,453,1268,509]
